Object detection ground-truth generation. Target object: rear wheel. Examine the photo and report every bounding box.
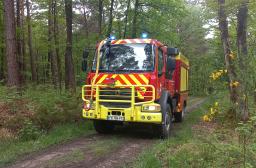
[93,120,115,134]
[174,106,186,122]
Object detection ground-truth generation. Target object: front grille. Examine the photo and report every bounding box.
[99,88,134,100]
[101,102,131,108]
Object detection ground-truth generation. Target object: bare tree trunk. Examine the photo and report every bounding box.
[0,47,4,80]
[48,0,59,88]
[98,0,103,36]
[117,20,121,39]
[3,0,21,87]
[47,1,52,81]
[26,0,37,82]
[0,3,4,81]
[53,0,61,90]
[218,0,239,105]
[254,84,256,105]
[81,2,89,39]
[132,0,139,38]
[123,0,130,38]
[21,0,26,75]
[107,0,114,36]
[16,0,24,82]
[237,0,249,121]
[64,0,75,93]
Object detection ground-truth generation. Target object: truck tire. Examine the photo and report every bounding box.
[153,104,172,139]
[161,104,172,138]
[93,120,115,134]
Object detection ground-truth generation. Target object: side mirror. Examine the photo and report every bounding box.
[167,57,176,72]
[167,48,179,57]
[82,50,89,72]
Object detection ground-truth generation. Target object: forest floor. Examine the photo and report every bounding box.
[4,97,206,168]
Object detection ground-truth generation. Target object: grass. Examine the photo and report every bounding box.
[0,121,94,167]
[131,93,256,168]
[131,97,210,168]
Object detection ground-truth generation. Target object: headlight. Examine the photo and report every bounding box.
[142,105,161,111]
[83,102,95,111]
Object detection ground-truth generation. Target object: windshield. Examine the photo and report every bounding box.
[92,43,154,72]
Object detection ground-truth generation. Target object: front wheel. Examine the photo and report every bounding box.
[154,104,172,139]
[93,120,115,134]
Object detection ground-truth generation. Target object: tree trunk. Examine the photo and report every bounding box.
[48,0,59,88]
[21,0,26,75]
[47,1,52,80]
[64,0,75,93]
[98,0,103,36]
[26,0,37,82]
[254,85,256,105]
[107,0,114,36]
[0,3,4,81]
[132,0,139,38]
[16,0,24,82]
[82,2,89,39]
[117,20,121,39]
[237,0,249,121]
[218,0,239,105]
[123,0,130,38]
[3,0,21,87]
[0,47,4,80]
[53,0,61,90]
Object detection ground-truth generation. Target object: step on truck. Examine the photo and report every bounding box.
[81,37,189,138]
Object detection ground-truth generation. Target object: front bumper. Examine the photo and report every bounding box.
[82,84,162,124]
[82,104,162,123]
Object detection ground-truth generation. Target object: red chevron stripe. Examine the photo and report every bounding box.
[119,40,127,44]
[124,74,137,85]
[133,74,147,85]
[111,40,118,44]
[95,74,104,83]
[114,75,126,85]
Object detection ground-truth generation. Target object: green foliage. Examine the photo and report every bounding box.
[0,85,82,134]
[132,95,256,168]
[22,85,82,130]
[19,120,42,141]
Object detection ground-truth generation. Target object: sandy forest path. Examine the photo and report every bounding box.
[7,97,206,168]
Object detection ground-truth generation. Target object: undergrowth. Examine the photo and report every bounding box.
[0,85,82,139]
[132,94,256,168]
[0,85,95,166]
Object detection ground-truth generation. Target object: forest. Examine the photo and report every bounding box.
[0,0,256,167]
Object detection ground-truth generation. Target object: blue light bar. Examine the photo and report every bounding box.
[141,32,148,39]
[110,35,116,40]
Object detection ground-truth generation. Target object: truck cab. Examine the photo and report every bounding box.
[82,38,189,138]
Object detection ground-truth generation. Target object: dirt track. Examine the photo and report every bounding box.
[7,98,206,168]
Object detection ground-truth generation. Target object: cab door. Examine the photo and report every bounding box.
[157,48,166,98]
[165,56,175,96]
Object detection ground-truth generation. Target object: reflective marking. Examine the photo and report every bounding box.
[97,74,108,84]
[129,74,142,85]
[139,74,149,84]
[120,75,132,85]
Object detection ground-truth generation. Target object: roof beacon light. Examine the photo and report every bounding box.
[110,35,116,40]
[141,32,148,39]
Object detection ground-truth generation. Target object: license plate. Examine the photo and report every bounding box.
[107,115,124,121]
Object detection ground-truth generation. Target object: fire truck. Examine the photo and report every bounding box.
[81,37,189,138]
